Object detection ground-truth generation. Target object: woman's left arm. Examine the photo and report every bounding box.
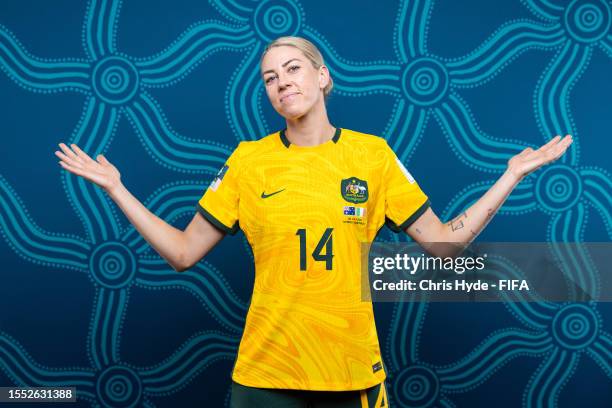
[406,135,573,250]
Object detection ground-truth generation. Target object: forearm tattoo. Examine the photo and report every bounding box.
[449,211,467,232]
[486,208,496,219]
[446,208,498,238]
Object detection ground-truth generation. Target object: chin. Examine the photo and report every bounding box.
[277,105,308,121]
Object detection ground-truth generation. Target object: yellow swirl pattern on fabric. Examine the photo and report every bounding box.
[198,128,429,390]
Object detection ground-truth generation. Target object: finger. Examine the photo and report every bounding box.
[551,135,573,151]
[541,135,562,150]
[528,136,573,167]
[539,137,572,163]
[58,142,81,161]
[543,134,572,153]
[564,134,573,145]
[551,136,573,158]
[55,151,84,169]
[543,135,561,147]
[59,160,87,176]
[54,150,78,165]
[96,154,110,166]
[71,143,96,164]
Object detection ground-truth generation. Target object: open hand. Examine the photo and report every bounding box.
[55,143,121,193]
[507,135,573,181]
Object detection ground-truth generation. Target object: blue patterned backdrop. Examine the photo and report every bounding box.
[1,0,611,406]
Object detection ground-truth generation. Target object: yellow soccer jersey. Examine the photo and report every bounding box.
[196,127,430,391]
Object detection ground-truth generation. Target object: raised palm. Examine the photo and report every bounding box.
[507,134,573,180]
[55,143,121,192]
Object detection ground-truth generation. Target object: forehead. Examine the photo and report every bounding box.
[261,45,306,71]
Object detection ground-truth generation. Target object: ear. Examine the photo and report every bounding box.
[318,65,331,90]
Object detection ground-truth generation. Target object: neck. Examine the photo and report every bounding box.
[285,101,334,146]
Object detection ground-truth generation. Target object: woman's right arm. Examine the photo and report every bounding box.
[56,143,225,272]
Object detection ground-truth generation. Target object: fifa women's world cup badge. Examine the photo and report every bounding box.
[341,177,368,204]
[209,164,228,192]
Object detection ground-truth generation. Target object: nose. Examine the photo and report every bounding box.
[277,72,292,91]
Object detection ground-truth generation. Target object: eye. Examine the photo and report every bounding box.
[265,75,276,84]
[288,65,300,72]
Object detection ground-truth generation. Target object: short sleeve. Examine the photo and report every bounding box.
[196,143,243,235]
[382,141,431,233]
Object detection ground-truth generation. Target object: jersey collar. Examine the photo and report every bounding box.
[279,127,341,148]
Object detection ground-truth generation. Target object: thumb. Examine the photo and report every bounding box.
[97,154,110,165]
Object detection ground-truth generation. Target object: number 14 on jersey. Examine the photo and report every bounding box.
[295,228,334,271]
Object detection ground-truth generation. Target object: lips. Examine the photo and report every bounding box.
[280,92,300,103]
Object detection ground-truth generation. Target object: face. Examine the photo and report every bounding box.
[261,45,329,120]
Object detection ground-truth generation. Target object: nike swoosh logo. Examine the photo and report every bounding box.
[261,188,285,199]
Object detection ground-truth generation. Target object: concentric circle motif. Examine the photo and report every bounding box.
[90,242,137,289]
[534,164,582,212]
[401,58,449,106]
[253,0,302,42]
[96,365,142,408]
[563,0,611,43]
[393,365,439,408]
[552,304,599,350]
[92,56,140,104]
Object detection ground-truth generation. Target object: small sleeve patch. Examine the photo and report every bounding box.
[396,158,415,184]
[209,165,228,192]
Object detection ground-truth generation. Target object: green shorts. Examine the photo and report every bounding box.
[230,380,389,408]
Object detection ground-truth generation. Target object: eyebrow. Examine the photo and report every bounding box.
[262,58,303,76]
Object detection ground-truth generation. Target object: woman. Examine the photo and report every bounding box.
[56,36,572,407]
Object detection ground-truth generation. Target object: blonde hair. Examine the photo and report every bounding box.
[261,36,333,99]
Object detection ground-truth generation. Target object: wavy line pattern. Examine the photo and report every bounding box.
[83,0,122,60]
[433,93,527,172]
[0,175,90,270]
[138,331,238,394]
[439,330,553,391]
[0,333,96,389]
[446,21,565,87]
[137,257,247,332]
[0,25,90,92]
[125,93,232,172]
[534,41,590,165]
[136,22,255,86]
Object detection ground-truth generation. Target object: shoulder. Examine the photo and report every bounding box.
[232,131,280,156]
[228,131,282,171]
[340,128,392,158]
[341,128,388,147]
